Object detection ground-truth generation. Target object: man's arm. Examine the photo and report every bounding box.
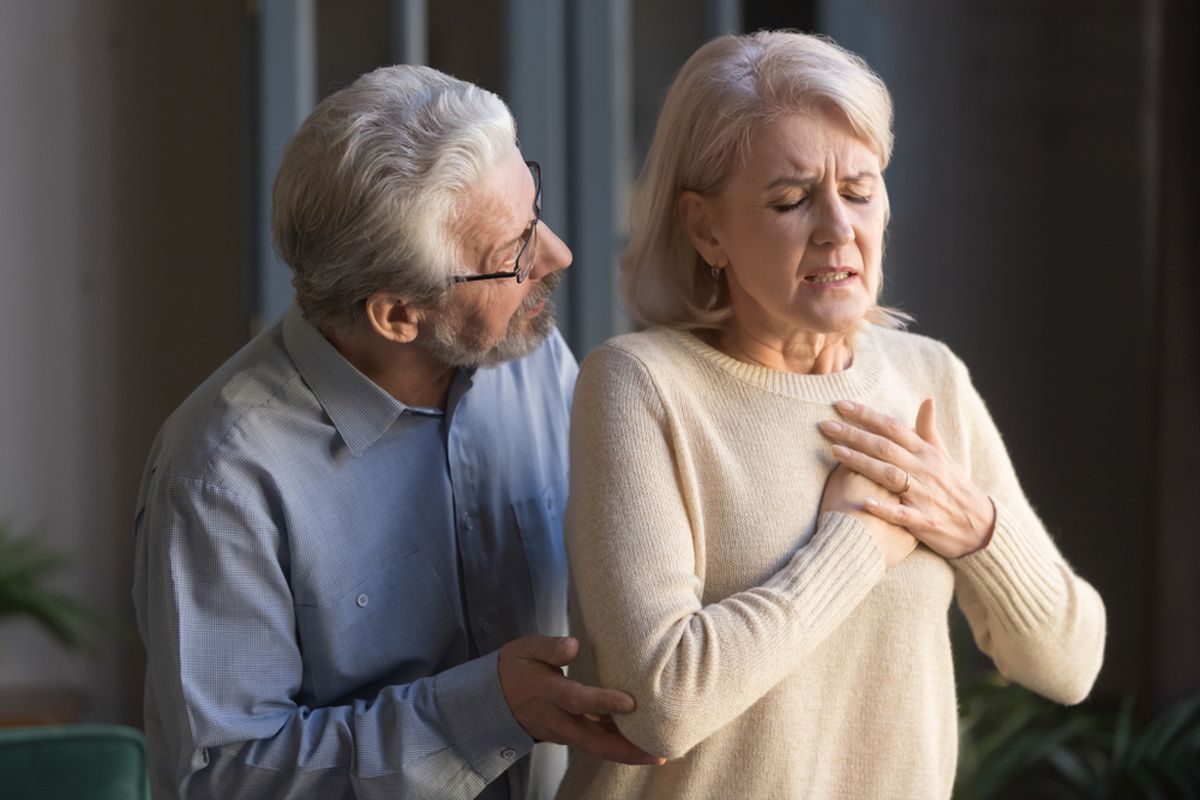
[136,476,535,799]
[136,476,655,800]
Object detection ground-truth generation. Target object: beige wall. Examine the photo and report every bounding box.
[0,1,251,725]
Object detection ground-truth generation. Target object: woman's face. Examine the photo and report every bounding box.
[703,108,887,340]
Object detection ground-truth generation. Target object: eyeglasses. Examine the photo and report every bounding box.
[451,161,542,285]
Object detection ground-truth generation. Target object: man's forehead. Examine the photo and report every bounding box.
[453,156,532,257]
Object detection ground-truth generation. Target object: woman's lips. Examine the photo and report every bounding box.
[803,268,857,287]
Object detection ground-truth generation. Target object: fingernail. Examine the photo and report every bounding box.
[819,420,842,434]
[832,444,851,459]
[619,698,636,713]
[864,498,879,507]
[836,400,856,412]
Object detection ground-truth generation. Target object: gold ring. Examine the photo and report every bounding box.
[900,471,912,496]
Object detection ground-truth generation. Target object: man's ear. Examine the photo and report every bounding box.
[363,292,422,344]
[679,191,727,269]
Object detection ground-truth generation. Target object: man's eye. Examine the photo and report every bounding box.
[843,193,872,205]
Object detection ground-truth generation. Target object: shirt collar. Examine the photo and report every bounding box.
[282,305,409,458]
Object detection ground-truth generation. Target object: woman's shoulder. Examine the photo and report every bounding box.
[867,325,972,388]
[869,325,966,369]
[582,327,697,375]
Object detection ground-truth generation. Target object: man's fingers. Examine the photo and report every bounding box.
[517,635,579,667]
[553,678,636,716]
[557,714,665,766]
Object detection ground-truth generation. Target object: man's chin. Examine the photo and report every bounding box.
[424,300,557,370]
[478,300,556,367]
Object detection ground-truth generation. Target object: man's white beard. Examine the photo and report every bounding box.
[421,273,561,369]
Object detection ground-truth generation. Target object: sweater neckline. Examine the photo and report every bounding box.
[666,326,885,403]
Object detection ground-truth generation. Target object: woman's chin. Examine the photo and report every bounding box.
[791,304,870,337]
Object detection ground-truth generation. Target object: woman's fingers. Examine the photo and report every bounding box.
[914,398,943,448]
[863,496,917,527]
[831,444,912,494]
[834,400,927,453]
[820,419,916,470]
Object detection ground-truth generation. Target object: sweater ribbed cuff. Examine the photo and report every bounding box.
[951,500,1067,632]
[778,512,886,646]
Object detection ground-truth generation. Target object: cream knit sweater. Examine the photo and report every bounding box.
[557,326,1105,800]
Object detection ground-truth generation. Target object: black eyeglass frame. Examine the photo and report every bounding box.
[450,161,542,285]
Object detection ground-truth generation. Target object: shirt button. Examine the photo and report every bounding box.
[356,593,369,608]
[500,747,516,760]
[480,619,493,635]
[464,516,474,530]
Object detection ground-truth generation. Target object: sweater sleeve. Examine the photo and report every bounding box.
[945,353,1106,705]
[565,345,886,760]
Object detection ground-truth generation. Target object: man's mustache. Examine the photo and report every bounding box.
[520,269,564,313]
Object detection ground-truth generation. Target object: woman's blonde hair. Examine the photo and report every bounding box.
[623,30,909,331]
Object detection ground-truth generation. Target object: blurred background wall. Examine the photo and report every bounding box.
[0,0,1194,731]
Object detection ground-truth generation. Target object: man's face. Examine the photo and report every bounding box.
[420,147,572,369]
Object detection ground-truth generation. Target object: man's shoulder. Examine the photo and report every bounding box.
[148,322,315,487]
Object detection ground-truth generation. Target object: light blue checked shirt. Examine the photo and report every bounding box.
[134,306,576,799]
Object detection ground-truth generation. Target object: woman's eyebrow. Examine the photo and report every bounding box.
[764,173,816,191]
[763,170,878,191]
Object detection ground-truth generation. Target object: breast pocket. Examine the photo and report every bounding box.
[513,484,568,637]
[294,549,459,703]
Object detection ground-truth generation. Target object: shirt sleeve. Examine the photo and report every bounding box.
[547,326,579,410]
[134,475,531,800]
[944,352,1107,705]
[565,345,886,760]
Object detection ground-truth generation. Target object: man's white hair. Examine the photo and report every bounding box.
[272,65,516,334]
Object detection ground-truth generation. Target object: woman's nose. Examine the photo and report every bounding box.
[812,197,855,247]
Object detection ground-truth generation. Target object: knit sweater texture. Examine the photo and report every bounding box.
[556,325,1106,800]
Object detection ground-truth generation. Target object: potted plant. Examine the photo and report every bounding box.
[0,520,89,650]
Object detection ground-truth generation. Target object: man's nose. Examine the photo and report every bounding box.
[531,222,573,279]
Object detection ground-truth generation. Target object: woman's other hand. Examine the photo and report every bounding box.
[820,398,997,559]
[819,463,917,567]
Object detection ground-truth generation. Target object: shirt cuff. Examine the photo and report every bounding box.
[951,499,1067,632]
[433,650,534,784]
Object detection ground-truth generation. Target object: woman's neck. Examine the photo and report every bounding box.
[715,324,853,375]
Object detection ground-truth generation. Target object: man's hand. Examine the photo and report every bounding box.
[498,635,665,766]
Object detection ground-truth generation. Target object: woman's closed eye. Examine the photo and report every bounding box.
[771,192,872,213]
[771,196,807,213]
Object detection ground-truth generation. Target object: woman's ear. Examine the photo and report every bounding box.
[679,191,727,269]
[363,292,422,344]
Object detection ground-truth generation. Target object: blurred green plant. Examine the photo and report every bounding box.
[0,520,90,648]
[956,673,1200,799]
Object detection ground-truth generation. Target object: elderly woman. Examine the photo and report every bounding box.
[557,31,1106,800]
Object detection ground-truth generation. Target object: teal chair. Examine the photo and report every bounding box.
[0,724,149,800]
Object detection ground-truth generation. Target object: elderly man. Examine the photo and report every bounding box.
[133,65,657,800]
